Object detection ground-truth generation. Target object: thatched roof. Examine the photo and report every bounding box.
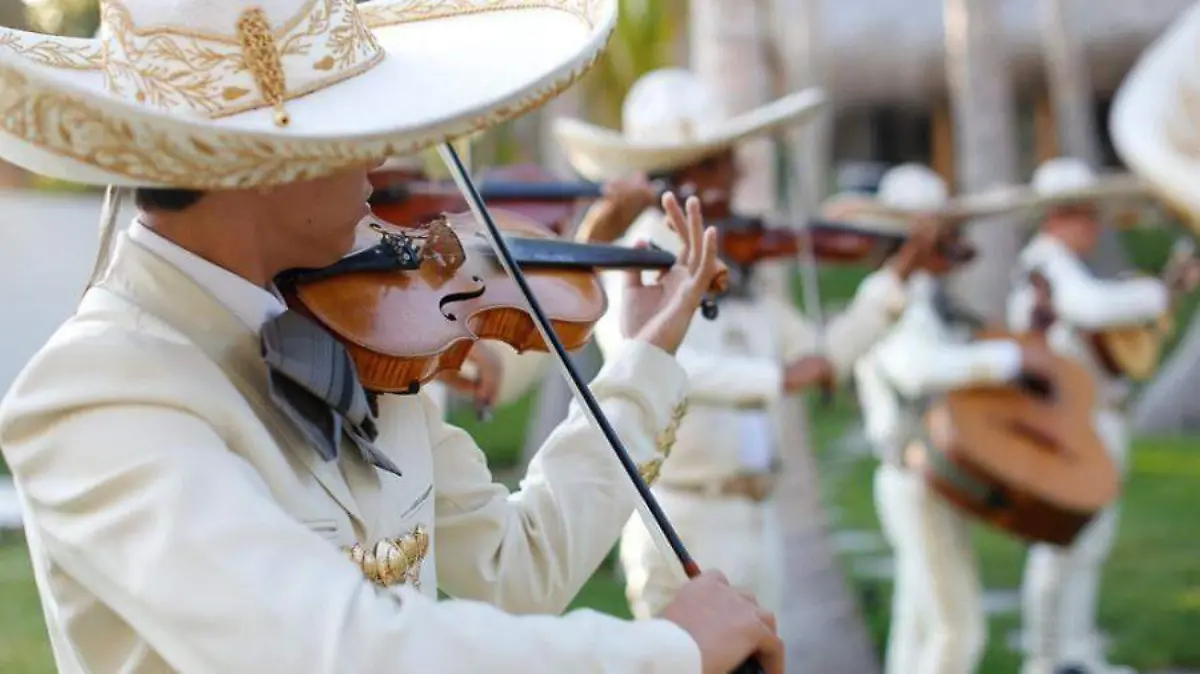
[815,0,1194,106]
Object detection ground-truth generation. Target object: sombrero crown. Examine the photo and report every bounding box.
[0,0,615,189]
[551,67,827,181]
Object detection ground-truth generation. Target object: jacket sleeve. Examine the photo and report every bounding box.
[425,339,690,615]
[0,337,700,674]
[853,352,905,451]
[872,304,1024,399]
[780,267,908,378]
[1038,246,1169,329]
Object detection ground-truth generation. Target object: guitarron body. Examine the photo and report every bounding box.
[920,331,1120,547]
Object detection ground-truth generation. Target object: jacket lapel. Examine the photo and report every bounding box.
[98,234,369,531]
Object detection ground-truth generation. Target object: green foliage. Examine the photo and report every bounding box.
[579,0,687,128]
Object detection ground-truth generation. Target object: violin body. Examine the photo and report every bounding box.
[281,208,703,395]
[921,330,1119,546]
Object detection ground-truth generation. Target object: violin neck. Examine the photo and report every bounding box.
[475,181,604,201]
[503,237,676,271]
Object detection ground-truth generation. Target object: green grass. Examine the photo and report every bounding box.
[806,393,1200,672]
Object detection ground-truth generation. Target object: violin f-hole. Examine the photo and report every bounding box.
[438,275,487,321]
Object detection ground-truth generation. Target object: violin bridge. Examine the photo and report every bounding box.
[420,217,466,273]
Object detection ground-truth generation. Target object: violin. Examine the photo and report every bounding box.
[299,144,762,674]
[369,162,687,237]
[712,215,917,271]
[278,207,728,394]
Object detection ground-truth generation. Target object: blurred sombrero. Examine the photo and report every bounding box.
[551,68,827,181]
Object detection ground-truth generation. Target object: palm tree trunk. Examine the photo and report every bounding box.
[1038,0,1130,276]
[692,1,881,672]
[943,0,1024,321]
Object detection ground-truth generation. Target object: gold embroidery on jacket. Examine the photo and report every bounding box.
[344,525,430,589]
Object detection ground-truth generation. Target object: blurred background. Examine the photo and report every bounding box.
[3,1,1200,673]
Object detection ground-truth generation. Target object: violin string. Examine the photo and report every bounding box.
[436,143,700,580]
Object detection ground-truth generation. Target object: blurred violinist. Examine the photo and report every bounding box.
[554,68,945,621]
[0,4,783,674]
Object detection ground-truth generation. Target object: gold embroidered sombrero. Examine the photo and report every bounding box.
[1110,2,1200,229]
[550,67,827,181]
[0,0,615,189]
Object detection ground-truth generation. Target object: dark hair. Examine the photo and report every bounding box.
[134,188,206,212]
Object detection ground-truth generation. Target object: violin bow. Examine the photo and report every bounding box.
[755,0,834,404]
[438,144,766,674]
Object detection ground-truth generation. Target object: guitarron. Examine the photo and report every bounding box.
[919,330,1120,547]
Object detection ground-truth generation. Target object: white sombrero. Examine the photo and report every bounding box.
[550,67,828,181]
[831,164,1150,223]
[0,0,615,189]
[1111,2,1200,228]
[818,163,949,235]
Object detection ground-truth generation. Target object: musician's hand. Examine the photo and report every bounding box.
[463,343,503,409]
[888,216,942,279]
[622,193,725,355]
[659,570,784,674]
[782,355,835,393]
[602,174,659,216]
[576,175,659,244]
[1018,342,1056,382]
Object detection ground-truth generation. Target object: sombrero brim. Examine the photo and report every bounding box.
[0,0,614,189]
[550,87,828,181]
[1111,2,1200,228]
[843,175,1151,222]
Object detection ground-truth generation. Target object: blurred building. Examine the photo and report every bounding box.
[825,0,1193,190]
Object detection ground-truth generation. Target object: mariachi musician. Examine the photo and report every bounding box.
[851,164,1061,674]
[0,3,783,674]
[1009,156,1200,674]
[553,69,943,619]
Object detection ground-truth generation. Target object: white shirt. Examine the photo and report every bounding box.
[1007,233,1169,406]
[856,272,1023,461]
[127,220,285,332]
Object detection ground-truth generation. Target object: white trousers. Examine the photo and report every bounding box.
[875,462,986,674]
[1021,409,1131,674]
[618,487,784,619]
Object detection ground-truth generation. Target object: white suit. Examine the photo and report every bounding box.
[857,272,1025,674]
[1009,231,1167,674]
[595,209,908,619]
[0,224,702,674]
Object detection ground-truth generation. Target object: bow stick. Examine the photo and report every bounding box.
[438,143,765,674]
